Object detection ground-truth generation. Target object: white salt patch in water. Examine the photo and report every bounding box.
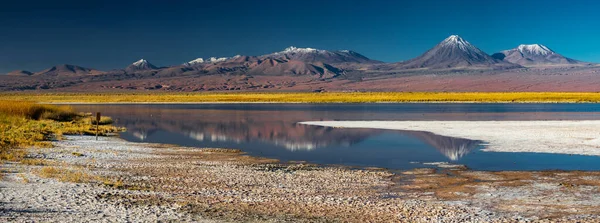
[300,120,600,157]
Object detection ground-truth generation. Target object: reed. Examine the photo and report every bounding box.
[0,101,122,162]
[0,100,78,120]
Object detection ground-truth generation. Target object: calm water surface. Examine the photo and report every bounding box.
[71,103,600,171]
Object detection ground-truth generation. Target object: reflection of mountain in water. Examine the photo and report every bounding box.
[74,105,481,159]
[403,131,482,161]
[130,129,163,142]
[132,131,147,141]
[180,125,369,151]
[97,107,374,151]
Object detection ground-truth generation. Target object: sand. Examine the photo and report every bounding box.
[300,120,600,156]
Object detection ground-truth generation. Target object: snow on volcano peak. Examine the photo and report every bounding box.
[517,44,554,56]
[132,59,148,66]
[440,35,477,52]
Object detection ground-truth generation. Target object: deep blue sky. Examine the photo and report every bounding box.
[1,0,600,73]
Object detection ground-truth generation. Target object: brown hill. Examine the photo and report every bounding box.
[248,59,341,78]
[6,70,34,76]
[262,47,380,66]
[34,64,104,76]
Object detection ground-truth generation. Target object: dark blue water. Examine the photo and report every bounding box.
[71,103,600,171]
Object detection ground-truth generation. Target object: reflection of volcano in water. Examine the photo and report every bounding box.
[75,105,481,159]
[403,131,482,161]
[131,129,151,141]
[70,104,600,171]
[127,120,481,159]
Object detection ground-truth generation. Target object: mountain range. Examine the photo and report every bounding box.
[2,35,599,92]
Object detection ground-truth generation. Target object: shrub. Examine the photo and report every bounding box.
[91,117,114,125]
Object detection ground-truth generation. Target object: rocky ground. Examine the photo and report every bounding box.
[3,65,600,92]
[1,136,600,222]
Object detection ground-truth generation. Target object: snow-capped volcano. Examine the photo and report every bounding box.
[125,59,158,72]
[132,59,149,67]
[492,44,580,66]
[439,35,479,52]
[131,59,156,68]
[263,46,378,64]
[398,35,516,69]
[517,44,553,56]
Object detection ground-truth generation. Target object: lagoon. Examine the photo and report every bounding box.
[70,103,600,171]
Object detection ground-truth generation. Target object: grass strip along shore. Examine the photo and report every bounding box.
[4,92,600,103]
[0,101,122,171]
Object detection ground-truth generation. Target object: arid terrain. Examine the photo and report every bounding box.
[2,135,600,222]
[4,1,600,222]
[2,66,600,92]
[2,36,599,92]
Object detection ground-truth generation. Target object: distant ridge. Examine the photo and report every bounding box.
[6,70,34,76]
[34,64,103,76]
[183,57,231,66]
[261,46,379,65]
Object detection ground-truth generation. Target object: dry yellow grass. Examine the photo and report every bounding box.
[102,178,124,189]
[18,173,29,183]
[0,101,125,188]
[91,116,113,125]
[3,92,600,103]
[0,100,77,120]
[0,101,123,162]
[37,166,96,183]
[20,158,55,166]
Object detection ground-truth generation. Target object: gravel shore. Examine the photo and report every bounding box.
[2,135,600,222]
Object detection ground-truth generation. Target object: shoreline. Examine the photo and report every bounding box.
[42,101,600,104]
[2,135,600,222]
[6,92,600,104]
[301,120,600,157]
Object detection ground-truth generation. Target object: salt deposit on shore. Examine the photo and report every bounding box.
[300,120,600,156]
[3,135,600,222]
[0,136,494,222]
